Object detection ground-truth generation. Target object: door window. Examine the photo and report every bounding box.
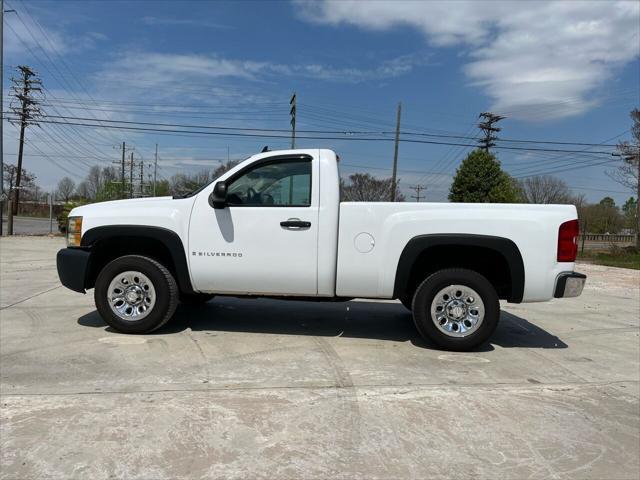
[226,160,311,206]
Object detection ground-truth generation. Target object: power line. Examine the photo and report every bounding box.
[11,0,125,147]
[8,114,620,156]
[4,97,630,148]
[2,17,119,156]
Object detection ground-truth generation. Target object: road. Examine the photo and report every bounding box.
[1,215,55,235]
[1,236,639,479]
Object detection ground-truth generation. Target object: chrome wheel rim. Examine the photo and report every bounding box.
[430,284,484,338]
[107,271,156,321]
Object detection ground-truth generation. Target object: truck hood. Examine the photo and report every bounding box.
[71,196,175,216]
[71,196,197,237]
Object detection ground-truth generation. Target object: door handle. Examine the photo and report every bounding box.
[280,219,311,229]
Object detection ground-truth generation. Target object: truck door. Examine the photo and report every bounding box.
[188,153,319,295]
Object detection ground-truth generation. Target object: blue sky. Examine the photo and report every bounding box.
[2,0,639,203]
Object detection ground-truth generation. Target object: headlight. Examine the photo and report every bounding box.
[67,216,83,247]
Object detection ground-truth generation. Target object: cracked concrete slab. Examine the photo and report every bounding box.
[1,236,639,479]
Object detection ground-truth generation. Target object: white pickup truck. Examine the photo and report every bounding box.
[57,148,585,350]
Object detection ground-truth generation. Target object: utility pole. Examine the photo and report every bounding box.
[9,65,42,216]
[129,151,134,198]
[290,92,296,149]
[139,157,144,196]
[478,112,505,152]
[410,184,425,202]
[1,4,17,235]
[390,102,402,202]
[1,0,5,235]
[113,142,137,199]
[48,191,53,234]
[120,142,126,199]
[153,143,158,196]
[1,0,3,235]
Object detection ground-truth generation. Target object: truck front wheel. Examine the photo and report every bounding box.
[411,268,499,351]
[94,255,179,334]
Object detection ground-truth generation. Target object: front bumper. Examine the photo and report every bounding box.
[56,247,91,293]
[554,272,586,298]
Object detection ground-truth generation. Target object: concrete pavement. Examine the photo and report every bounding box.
[1,236,639,479]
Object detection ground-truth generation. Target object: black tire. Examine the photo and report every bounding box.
[94,255,179,334]
[399,294,413,311]
[179,292,215,305]
[411,268,499,351]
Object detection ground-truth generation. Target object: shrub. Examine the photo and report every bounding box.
[57,200,86,233]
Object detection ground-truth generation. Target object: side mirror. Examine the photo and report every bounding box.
[209,182,227,209]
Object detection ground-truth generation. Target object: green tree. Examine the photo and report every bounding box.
[599,196,616,208]
[449,150,519,203]
[622,196,638,232]
[582,199,623,234]
[154,179,171,196]
[95,182,122,202]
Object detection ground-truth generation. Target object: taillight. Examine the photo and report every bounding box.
[557,219,579,262]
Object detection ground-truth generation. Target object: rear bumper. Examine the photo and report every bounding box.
[554,272,586,298]
[56,247,91,293]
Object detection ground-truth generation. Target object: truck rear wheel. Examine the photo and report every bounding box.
[94,255,178,334]
[411,268,499,351]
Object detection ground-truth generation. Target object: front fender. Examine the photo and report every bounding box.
[81,225,195,294]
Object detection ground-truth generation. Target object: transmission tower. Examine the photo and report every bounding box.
[477,112,505,152]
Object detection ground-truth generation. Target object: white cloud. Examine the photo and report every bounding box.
[3,10,107,59]
[295,0,640,119]
[4,13,67,56]
[96,51,427,91]
[141,16,230,29]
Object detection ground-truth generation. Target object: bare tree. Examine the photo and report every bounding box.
[3,164,35,193]
[341,173,405,202]
[518,175,573,204]
[101,166,119,185]
[607,108,639,247]
[75,181,91,200]
[170,170,212,196]
[72,166,120,201]
[212,160,239,178]
[56,177,76,202]
[85,166,103,200]
[3,164,37,209]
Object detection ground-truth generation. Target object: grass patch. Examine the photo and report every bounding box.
[578,246,640,270]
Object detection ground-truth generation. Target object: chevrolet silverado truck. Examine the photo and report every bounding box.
[56,148,586,351]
